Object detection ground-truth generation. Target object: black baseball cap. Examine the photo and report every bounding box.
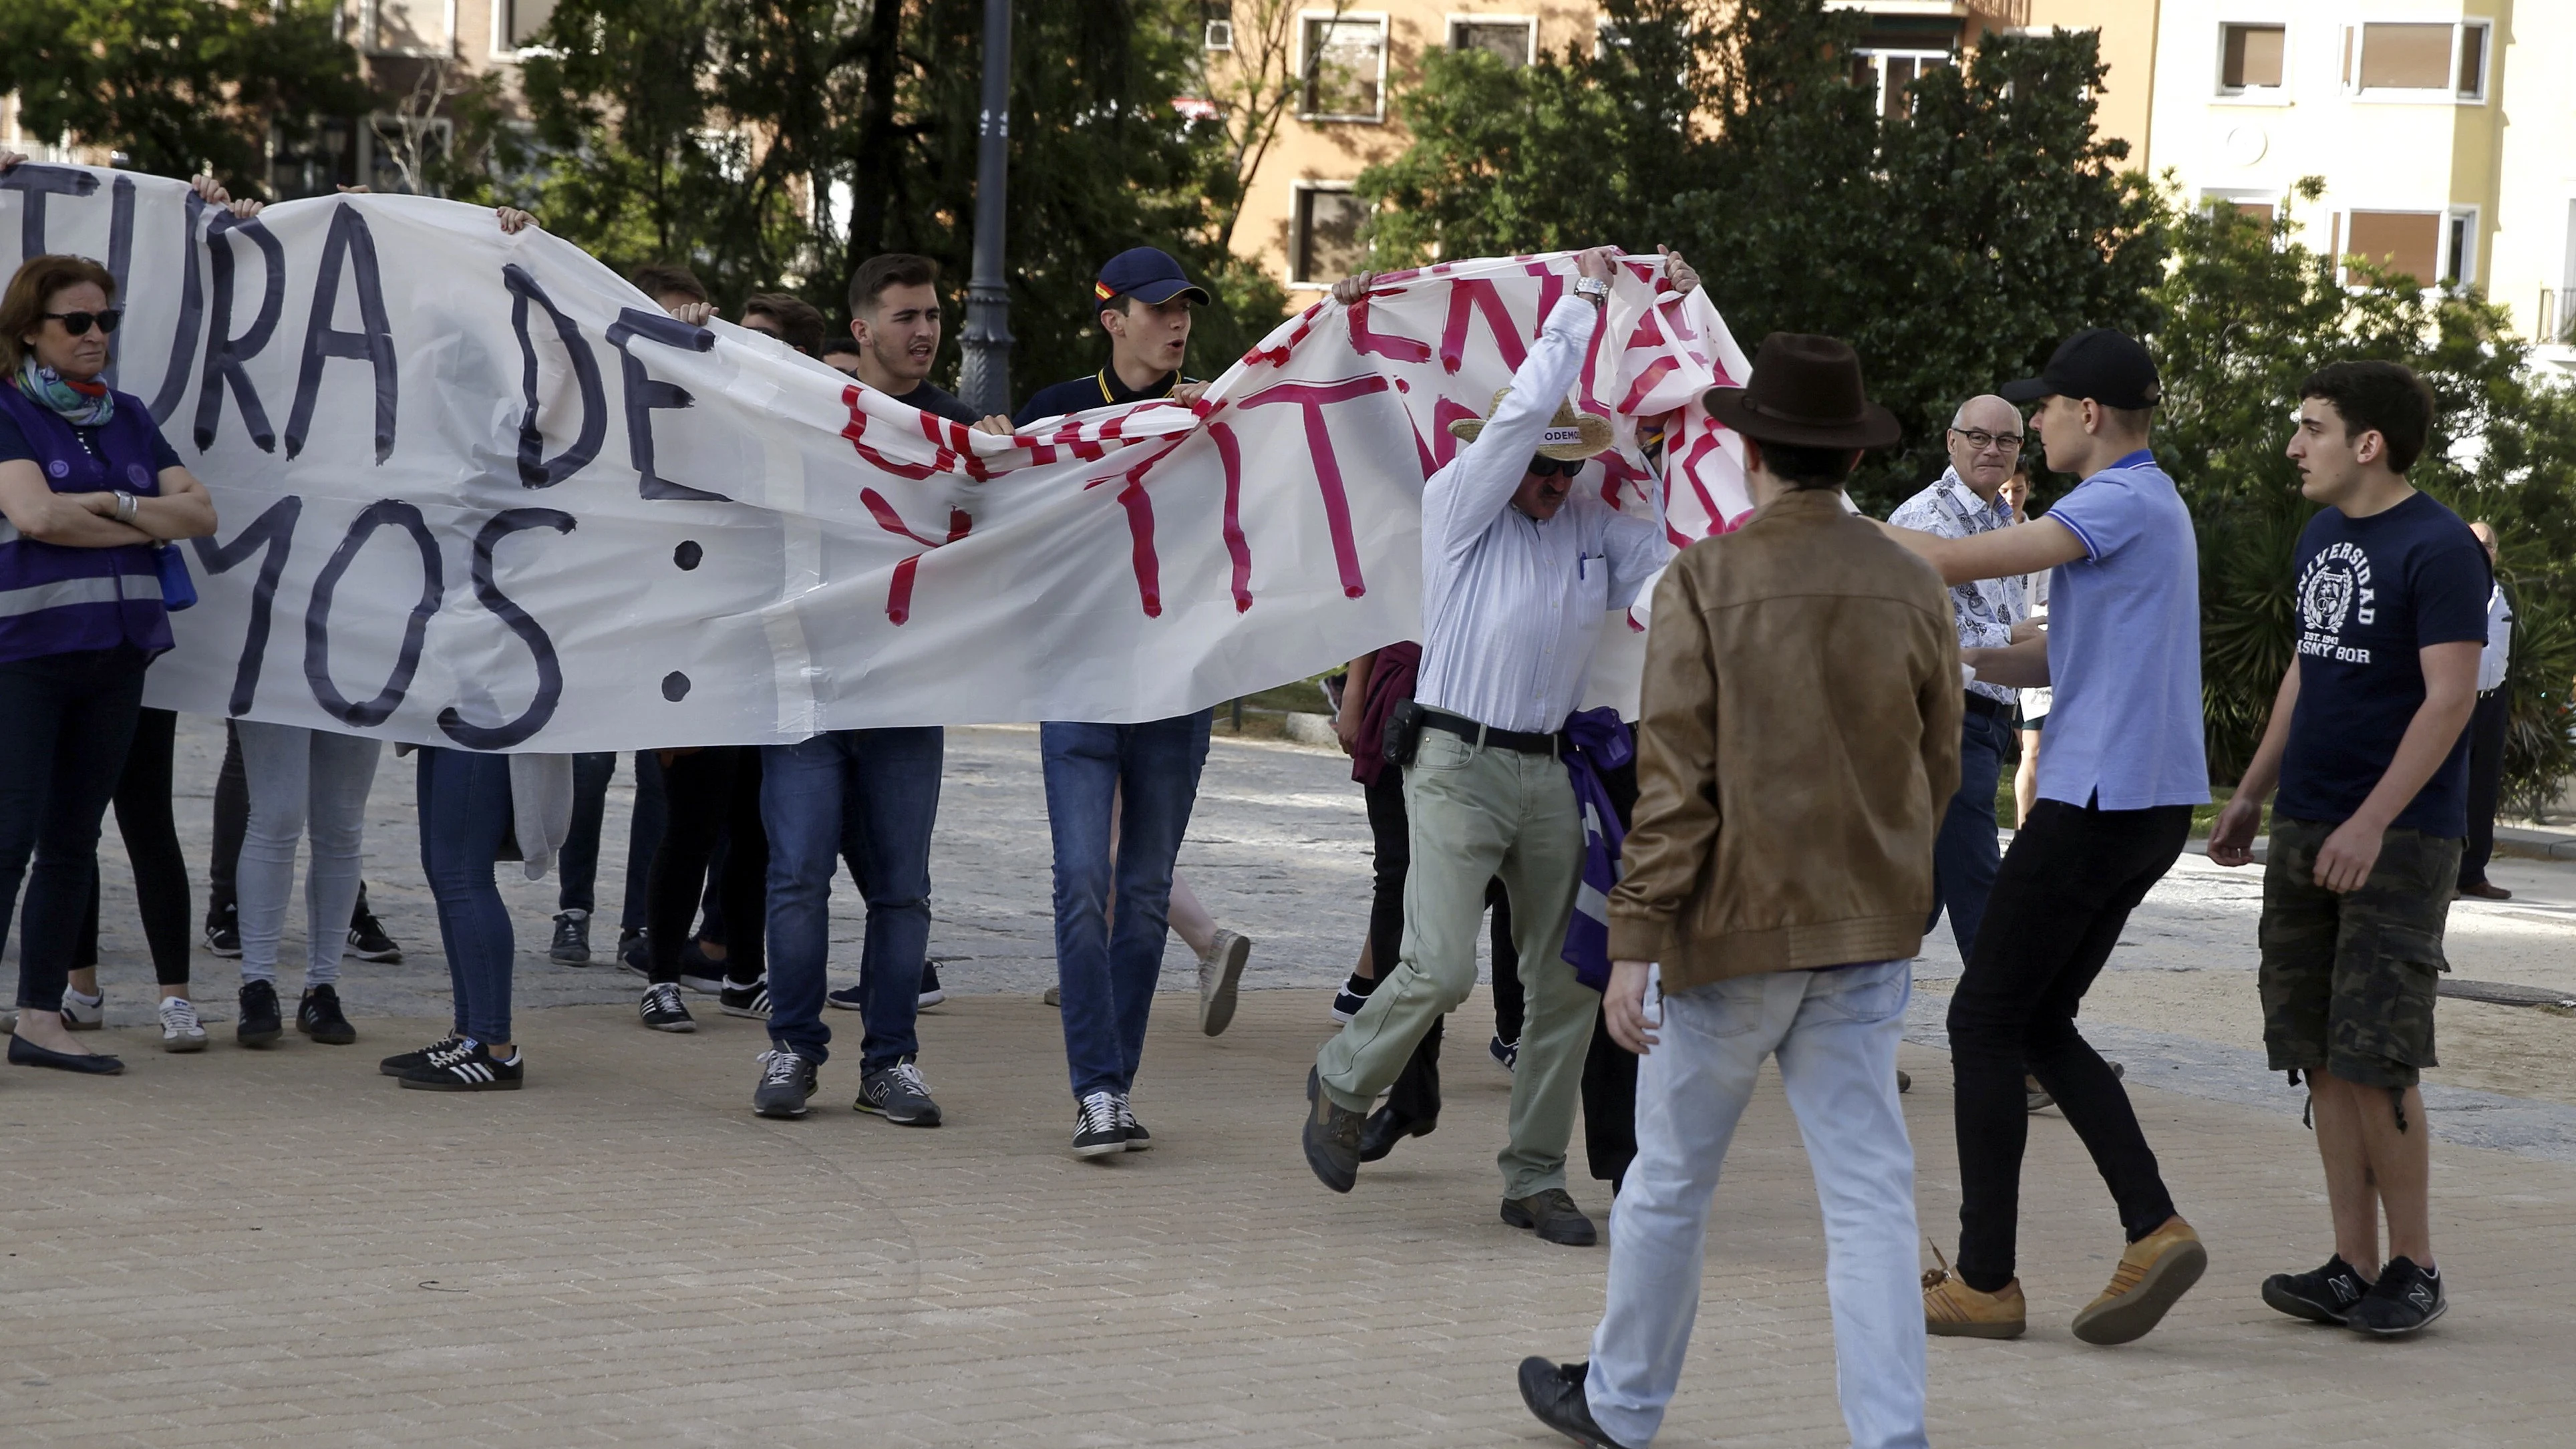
[2000,328,2161,410]
[1094,247,1211,307]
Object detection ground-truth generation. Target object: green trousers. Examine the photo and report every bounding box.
[1317,728,1588,1198]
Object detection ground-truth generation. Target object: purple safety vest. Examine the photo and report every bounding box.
[0,379,174,663]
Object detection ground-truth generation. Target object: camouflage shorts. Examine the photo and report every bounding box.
[2258,816,2460,1091]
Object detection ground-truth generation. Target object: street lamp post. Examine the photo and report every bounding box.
[957,0,1015,418]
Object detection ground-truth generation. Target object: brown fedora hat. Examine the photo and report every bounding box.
[1703,333,1901,450]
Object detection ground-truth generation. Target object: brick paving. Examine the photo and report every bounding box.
[7,721,2575,1446]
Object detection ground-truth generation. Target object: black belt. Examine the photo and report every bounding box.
[1421,707,1561,756]
[1965,693,2010,720]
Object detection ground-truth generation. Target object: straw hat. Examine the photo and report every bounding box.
[1446,388,1617,462]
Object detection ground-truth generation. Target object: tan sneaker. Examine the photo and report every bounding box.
[2072,1215,2207,1345]
[1923,1243,2027,1338]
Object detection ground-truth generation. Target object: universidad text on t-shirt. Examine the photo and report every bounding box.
[2273,490,2490,836]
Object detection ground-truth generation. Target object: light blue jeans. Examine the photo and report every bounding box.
[234,721,382,988]
[1587,960,1926,1449]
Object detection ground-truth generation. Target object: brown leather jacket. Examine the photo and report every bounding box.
[1607,487,1963,991]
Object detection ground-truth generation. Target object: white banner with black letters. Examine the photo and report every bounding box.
[1,166,1754,750]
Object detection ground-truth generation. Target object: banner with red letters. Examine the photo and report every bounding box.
[1,166,1752,750]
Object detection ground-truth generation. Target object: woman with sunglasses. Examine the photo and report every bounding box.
[0,251,218,1076]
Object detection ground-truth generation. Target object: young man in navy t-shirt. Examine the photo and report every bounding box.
[2209,361,2486,1337]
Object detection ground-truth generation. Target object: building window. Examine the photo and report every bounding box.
[1292,185,1368,285]
[1301,15,1388,122]
[2202,190,2279,224]
[1852,50,1952,120]
[2444,207,2478,289]
[1450,17,1535,68]
[2346,21,2490,101]
[1204,4,1233,51]
[363,0,449,55]
[2218,23,2285,95]
[2337,210,2441,286]
[496,0,556,51]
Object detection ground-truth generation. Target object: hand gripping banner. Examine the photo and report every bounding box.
[1,166,1753,750]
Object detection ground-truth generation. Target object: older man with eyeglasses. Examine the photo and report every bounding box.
[1888,395,2032,964]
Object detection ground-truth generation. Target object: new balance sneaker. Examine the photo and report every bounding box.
[856,1058,943,1126]
[346,907,401,963]
[720,977,772,1019]
[203,909,242,958]
[59,987,104,1031]
[236,979,283,1047]
[1072,1090,1126,1158]
[398,1040,522,1091]
[380,1033,464,1077]
[1490,1035,1520,1073]
[753,1048,817,1118]
[617,929,650,977]
[158,995,208,1053]
[2348,1257,2446,1336]
[1196,929,1251,1036]
[297,984,357,1044]
[826,983,864,1011]
[2262,1254,2372,1326]
[917,961,947,1011]
[1118,1096,1152,1152]
[677,942,728,995]
[548,910,592,965]
[639,982,697,1033]
[1330,975,1374,1025]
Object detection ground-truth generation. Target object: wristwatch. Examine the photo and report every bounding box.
[1573,277,1609,305]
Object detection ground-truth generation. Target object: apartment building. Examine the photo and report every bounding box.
[265,0,549,198]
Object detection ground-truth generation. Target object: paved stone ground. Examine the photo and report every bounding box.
[8,719,2576,1446]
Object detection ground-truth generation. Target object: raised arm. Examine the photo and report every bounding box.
[1421,248,1613,563]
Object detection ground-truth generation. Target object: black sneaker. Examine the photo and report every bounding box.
[380,1033,464,1077]
[1490,1035,1519,1073]
[1331,973,1376,1024]
[236,979,283,1047]
[2348,1256,2446,1336]
[639,982,696,1033]
[617,929,650,978]
[826,983,865,1011]
[549,910,592,965]
[677,941,727,994]
[1516,1357,1636,1449]
[297,984,356,1045]
[753,1048,817,1118]
[204,909,242,959]
[917,960,946,1010]
[1118,1095,1152,1152]
[856,1058,943,1126]
[398,1040,523,1091]
[720,977,772,1019]
[2262,1254,2372,1325]
[1073,1090,1126,1158]
[346,908,401,963]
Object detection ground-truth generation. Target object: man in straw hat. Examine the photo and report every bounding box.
[1303,246,1667,1247]
[1883,329,2211,1347]
[1518,333,1951,1449]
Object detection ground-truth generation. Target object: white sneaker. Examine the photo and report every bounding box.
[61,989,105,1030]
[158,995,208,1052]
[1196,929,1251,1036]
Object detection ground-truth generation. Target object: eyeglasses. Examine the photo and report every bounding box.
[1526,456,1587,478]
[41,309,124,337]
[1949,427,2024,454]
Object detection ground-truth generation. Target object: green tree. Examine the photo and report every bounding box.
[0,0,371,199]
[2154,180,2575,806]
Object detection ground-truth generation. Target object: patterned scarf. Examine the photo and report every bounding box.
[15,356,115,428]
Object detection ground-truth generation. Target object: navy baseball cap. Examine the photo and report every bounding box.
[2001,328,2161,410]
[1094,247,1211,307]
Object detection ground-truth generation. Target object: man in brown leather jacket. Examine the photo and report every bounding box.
[1519,334,1951,1449]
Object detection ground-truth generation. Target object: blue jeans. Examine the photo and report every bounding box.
[1587,961,1925,1449]
[416,747,516,1044]
[1041,711,1212,1101]
[762,727,943,1071]
[1927,707,2010,960]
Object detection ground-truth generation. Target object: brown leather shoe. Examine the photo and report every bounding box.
[2457,880,2512,901]
[2072,1215,2207,1345]
[1923,1244,2026,1338]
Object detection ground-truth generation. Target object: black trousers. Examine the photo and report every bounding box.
[74,706,192,985]
[645,747,766,985]
[2459,689,2508,887]
[1,645,148,1013]
[1949,798,2191,1291]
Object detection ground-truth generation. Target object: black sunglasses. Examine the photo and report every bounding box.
[42,309,124,337]
[1526,456,1587,478]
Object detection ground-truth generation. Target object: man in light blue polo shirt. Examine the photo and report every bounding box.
[1880,329,2213,1349]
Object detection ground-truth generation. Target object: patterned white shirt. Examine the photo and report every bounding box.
[2478,583,2513,693]
[1889,468,2026,704]
[1415,297,1672,734]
